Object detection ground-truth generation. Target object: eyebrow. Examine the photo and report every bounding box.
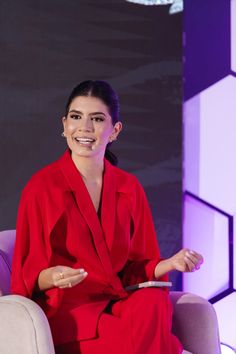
[68,109,107,117]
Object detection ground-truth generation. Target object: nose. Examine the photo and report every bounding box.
[78,117,94,132]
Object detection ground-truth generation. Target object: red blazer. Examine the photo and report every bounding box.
[11,150,165,345]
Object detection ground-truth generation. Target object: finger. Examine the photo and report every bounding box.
[193,254,204,269]
[185,252,200,266]
[56,268,86,281]
[184,256,196,272]
[63,268,86,276]
[59,282,73,289]
[185,250,204,266]
[189,251,204,264]
[57,272,88,288]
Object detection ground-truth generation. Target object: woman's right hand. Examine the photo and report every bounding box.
[37,266,88,291]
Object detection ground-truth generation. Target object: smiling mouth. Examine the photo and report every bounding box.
[74,137,96,145]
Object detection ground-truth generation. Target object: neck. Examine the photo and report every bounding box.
[71,153,104,182]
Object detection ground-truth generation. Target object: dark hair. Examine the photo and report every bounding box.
[65,80,120,165]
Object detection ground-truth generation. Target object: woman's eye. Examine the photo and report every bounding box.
[92,117,104,122]
[70,114,81,120]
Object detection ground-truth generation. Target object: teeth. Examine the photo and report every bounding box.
[75,137,95,143]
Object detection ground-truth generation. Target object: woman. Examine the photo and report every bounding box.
[11,80,203,354]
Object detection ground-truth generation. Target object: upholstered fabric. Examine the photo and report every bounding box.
[0,295,55,354]
[171,292,221,354]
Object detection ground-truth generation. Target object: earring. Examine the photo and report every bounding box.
[109,136,117,143]
[61,132,65,138]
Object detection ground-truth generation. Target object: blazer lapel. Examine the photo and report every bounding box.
[57,150,115,280]
[100,159,116,252]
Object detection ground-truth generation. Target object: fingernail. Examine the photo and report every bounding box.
[83,272,88,276]
[79,269,85,273]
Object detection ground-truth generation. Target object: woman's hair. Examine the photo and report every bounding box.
[65,80,120,166]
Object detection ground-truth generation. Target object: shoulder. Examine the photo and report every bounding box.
[111,165,150,216]
[21,158,65,199]
[108,162,144,195]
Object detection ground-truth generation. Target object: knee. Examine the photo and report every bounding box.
[130,288,169,309]
[137,287,168,299]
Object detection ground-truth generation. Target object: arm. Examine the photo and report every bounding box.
[120,178,168,286]
[11,186,88,295]
[11,188,49,297]
[120,178,203,286]
[154,249,203,278]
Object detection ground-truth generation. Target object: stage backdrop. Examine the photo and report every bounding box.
[0,0,182,288]
[183,0,236,348]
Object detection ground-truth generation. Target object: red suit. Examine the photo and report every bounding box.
[11,150,182,354]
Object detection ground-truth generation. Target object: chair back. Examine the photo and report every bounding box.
[0,230,16,295]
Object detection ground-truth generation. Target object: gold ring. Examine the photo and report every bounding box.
[68,282,72,288]
[59,272,64,280]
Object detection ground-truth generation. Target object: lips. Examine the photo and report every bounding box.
[74,137,96,145]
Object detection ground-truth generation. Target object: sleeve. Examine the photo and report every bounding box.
[11,187,49,298]
[120,178,168,287]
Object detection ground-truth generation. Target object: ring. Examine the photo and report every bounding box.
[68,282,72,288]
[59,272,64,280]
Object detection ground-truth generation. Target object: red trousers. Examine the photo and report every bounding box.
[55,288,182,354]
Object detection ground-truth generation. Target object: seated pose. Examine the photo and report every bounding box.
[11,80,203,354]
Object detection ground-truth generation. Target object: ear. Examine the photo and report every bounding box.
[62,116,66,130]
[110,121,122,141]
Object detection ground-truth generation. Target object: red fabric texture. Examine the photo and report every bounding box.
[55,288,182,354]
[11,150,181,352]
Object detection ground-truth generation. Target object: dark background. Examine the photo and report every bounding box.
[184,0,231,100]
[0,0,182,288]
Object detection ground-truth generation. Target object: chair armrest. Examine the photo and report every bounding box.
[0,295,55,354]
[170,291,221,354]
[0,249,11,295]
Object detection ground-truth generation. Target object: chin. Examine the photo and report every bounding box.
[72,148,104,160]
[73,150,94,158]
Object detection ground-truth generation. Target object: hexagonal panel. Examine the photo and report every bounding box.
[214,292,236,349]
[183,194,230,299]
[184,75,236,214]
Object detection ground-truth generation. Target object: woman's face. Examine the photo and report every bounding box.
[62,95,122,161]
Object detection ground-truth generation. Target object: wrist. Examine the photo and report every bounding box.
[154,258,175,279]
[37,267,54,291]
[167,257,176,272]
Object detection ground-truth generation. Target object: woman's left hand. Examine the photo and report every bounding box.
[170,248,204,273]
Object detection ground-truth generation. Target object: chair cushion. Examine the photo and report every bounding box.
[0,230,16,295]
[0,295,55,354]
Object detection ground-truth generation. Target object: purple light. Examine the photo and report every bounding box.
[183,194,230,299]
[184,1,236,348]
[184,76,236,214]
[214,293,236,349]
[231,0,236,72]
